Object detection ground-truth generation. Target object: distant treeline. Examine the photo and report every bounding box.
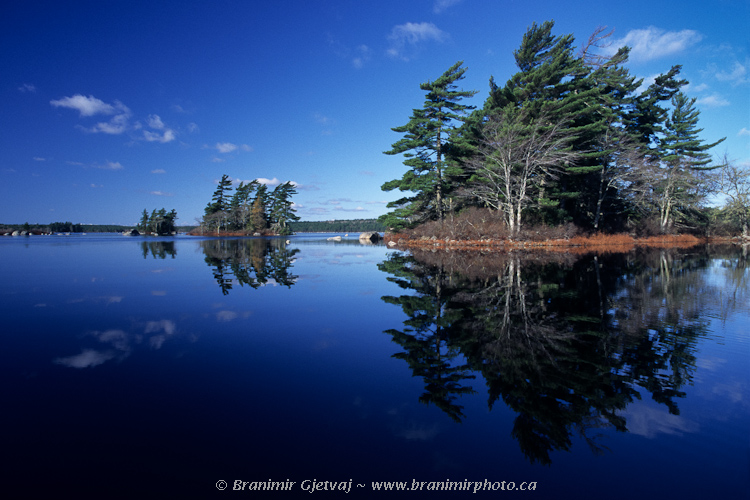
[289,219,385,233]
[1,222,197,233]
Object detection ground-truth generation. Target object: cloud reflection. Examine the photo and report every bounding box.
[621,403,699,438]
[54,348,117,368]
[54,320,178,368]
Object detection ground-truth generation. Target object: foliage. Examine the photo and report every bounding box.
[49,221,85,232]
[381,61,478,229]
[196,175,299,235]
[381,21,728,236]
[137,208,178,235]
[378,247,725,464]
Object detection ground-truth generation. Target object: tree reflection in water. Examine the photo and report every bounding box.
[379,245,747,465]
[200,238,299,295]
[140,240,177,259]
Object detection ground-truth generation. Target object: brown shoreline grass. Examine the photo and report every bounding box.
[384,232,711,253]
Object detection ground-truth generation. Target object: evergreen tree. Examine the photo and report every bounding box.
[204,174,233,233]
[138,209,150,232]
[249,184,269,232]
[270,182,300,235]
[205,174,233,216]
[626,66,687,159]
[478,21,594,226]
[650,92,725,231]
[381,61,478,228]
[228,180,258,230]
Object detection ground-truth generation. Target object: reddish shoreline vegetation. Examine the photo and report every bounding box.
[384,231,731,253]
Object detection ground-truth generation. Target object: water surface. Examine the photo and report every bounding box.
[1,234,747,498]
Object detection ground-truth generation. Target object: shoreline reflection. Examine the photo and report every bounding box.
[200,238,300,294]
[379,245,748,464]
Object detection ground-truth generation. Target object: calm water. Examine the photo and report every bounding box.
[1,234,748,498]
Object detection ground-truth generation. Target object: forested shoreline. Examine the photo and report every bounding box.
[380,21,749,242]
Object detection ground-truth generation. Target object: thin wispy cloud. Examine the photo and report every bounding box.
[149,190,173,196]
[151,169,166,174]
[18,83,36,93]
[93,161,124,170]
[433,0,462,14]
[608,27,702,62]
[715,61,747,85]
[738,128,750,137]
[214,142,252,153]
[352,45,371,69]
[696,94,730,108]
[387,22,448,61]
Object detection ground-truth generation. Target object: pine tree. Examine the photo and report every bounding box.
[138,209,149,232]
[381,61,477,228]
[475,21,591,227]
[249,184,269,232]
[651,92,725,231]
[270,182,300,235]
[205,174,233,216]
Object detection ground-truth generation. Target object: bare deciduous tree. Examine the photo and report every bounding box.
[463,107,582,235]
[717,156,750,238]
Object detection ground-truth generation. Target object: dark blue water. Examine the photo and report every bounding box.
[1,235,748,498]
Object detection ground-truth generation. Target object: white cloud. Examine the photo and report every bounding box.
[256,177,280,187]
[433,0,462,14]
[142,115,176,143]
[608,27,702,62]
[738,128,750,137]
[18,83,36,93]
[50,94,127,117]
[147,114,165,129]
[93,161,123,170]
[144,128,176,143]
[33,157,46,161]
[151,169,166,174]
[214,142,251,153]
[696,94,730,108]
[387,22,448,61]
[686,82,709,93]
[150,190,173,196]
[715,61,747,85]
[216,142,237,153]
[89,111,131,135]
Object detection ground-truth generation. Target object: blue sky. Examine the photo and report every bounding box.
[2,0,748,225]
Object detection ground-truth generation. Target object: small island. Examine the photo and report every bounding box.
[377,21,748,251]
[188,174,299,236]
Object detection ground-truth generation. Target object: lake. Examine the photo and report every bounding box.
[1,234,748,498]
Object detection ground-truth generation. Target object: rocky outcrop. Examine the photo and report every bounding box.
[359,232,381,243]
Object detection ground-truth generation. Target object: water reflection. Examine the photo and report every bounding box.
[54,320,178,369]
[140,240,177,259]
[379,245,748,465]
[200,238,299,294]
